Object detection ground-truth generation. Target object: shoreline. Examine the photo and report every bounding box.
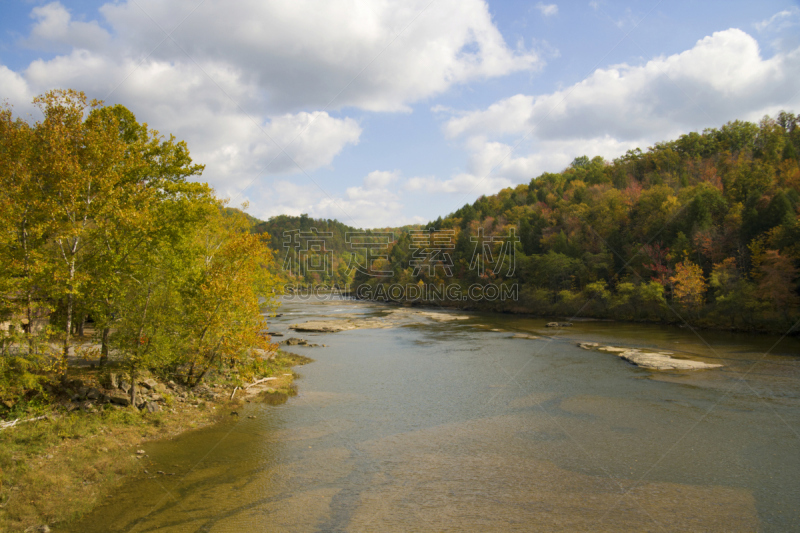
[313,293,800,337]
[0,350,311,532]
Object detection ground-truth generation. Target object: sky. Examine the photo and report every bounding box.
[1,0,800,229]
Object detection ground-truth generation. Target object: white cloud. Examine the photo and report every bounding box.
[363,170,400,189]
[14,44,361,198]
[253,171,422,229]
[444,29,800,144]
[444,94,535,138]
[535,3,558,17]
[406,173,512,196]
[261,112,362,172]
[23,2,111,51]
[755,7,800,32]
[0,66,34,114]
[434,28,800,201]
[88,0,540,113]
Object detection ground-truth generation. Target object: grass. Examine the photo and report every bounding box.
[0,350,311,532]
[0,403,224,531]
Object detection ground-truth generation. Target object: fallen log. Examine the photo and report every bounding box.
[0,415,48,430]
[243,377,277,390]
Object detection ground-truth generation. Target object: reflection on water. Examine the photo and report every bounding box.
[68,299,800,532]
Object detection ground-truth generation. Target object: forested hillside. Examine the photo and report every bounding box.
[253,214,399,288]
[356,112,800,333]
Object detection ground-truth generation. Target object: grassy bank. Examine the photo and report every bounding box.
[0,350,311,532]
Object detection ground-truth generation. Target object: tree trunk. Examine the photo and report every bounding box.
[99,327,110,367]
[22,217,35,355]
[100,299,112,367]
[129,367,137,407]
[26,293,34,355]
[61,240,78,379]
[63,289,73,379]
[186,361,195,385]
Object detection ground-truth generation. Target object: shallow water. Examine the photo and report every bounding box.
[68,299,800,532]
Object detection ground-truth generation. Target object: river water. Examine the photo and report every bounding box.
[68,298,800,532]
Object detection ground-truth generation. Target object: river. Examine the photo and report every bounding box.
[67,298,800,532]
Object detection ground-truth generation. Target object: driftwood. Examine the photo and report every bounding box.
[230,386,238,400]
[243,377,277,390]
[0,415,48,431]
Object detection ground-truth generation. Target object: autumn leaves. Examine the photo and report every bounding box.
[0,90,278,398]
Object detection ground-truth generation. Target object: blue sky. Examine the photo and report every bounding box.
[2,0,799,228]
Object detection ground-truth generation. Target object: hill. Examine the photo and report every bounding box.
[351,111,800,333]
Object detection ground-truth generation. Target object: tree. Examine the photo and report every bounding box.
[78,104,206,366]
[0,106,53,353]
[757,250,799,321]
[670,260,707,314]
[28,90,138,371]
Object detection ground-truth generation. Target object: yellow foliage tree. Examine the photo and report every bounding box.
[670,260,707,313]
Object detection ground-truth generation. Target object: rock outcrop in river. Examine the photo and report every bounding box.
[289,308,472,333]
[578,342,722,370]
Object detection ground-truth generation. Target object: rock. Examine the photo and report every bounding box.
[289,320,356,333]
[86,388,101,400]
[546,322,573,327]
[77,387,89,399]
[153,383,167,393]
[283,337,308,346]
[150,393,164,402]
[108,372,120,389]
[586,343,722,370]
[119,381,131,393]
[416,311,471,321]
[66,402,80,412]
[136,449,146,455]
[24,525,50,533]
[109,393,130,407]
[617,350,722,370]
[598,346,628,353]
[270,332,284,337]
[511,333,539,340]
[140,378,158,390]
[145,402,161,413]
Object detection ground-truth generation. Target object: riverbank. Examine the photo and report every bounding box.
[335,291,800,337]
[0,350,311,532]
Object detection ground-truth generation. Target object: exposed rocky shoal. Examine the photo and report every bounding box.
[577,342,722,370]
